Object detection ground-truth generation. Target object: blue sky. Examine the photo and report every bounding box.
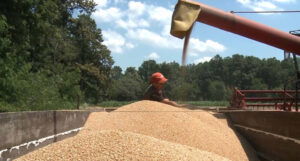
[91,0,300,70]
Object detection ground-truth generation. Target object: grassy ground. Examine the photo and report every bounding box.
[179,101,229,107]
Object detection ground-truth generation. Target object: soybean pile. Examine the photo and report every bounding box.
[17,100,259,161]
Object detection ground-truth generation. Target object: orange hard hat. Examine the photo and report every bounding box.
[150,72,168,84]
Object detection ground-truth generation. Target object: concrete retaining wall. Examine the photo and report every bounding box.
[0,110,91,161]
[225,111,300,161]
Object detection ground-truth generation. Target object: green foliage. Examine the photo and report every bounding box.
[111,66,122,80]
[109,67,146,101]
[0,101,21,112]
[0,62,79,111]
[0,15,11,54]
[179,101,229,107]
[206,80,227,101]
[171,81,197,101]
[0,0,113,112]
[138,60,159,82]
[72,14,113,104]
[15,71,70,110]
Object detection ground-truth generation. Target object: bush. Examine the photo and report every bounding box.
[0,65,81,112]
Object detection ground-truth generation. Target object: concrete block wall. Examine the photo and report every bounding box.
[0,110,91,161]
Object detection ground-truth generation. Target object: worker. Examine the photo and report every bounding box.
[143,72,185,107]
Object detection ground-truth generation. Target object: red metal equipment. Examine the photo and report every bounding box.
[230,88,299,111]
[190,0,300,55]
[171,1,300,112]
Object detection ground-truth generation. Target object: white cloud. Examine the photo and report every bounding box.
[237,0,251,5]
[116,19,149,29]
[254,1,277,10]
[127,29,181,49]
[189,52,199,57]
[113,0,126,4]
[128,1,146,16]
[161,24,171,36]
[147,52,160,60]
[93,7,123,22]
[138,19,150,27]
[147,6,173,36]
[189,38,226,55]
[102,30,135,53]
[92,1,173,33]
[93,1,225,58]
[126,42,135,49]
[127,28,226,55]
[99,1,148,30]
[236,0,283,12]
[148,6,173,24]
[272,0,295,3]
[94,0,107,8]
[194,57,213,64]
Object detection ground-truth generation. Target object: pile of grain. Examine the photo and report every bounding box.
[17,130,231,161]
[83,100,258,161]
[17,100,258,161]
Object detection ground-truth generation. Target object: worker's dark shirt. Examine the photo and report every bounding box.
[143,85,166,101]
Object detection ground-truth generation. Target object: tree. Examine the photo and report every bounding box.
[258,58,281,89]
[110,67,145,101]
[159,61,180,82]
[207,80,227,101]
[71,14,114,103]
[0,0,113,111]
[280,58,295,89]
[208,55,224,80]
[170,79,197,101]
[138,60,159,82]
[111,66,123,80]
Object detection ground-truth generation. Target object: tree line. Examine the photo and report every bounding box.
[0,0,297,111]
[109,56,296,102]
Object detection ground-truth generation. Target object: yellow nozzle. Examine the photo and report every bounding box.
[170,0,201,39]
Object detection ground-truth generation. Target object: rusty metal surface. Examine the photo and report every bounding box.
[235,125,300,161]
[225,111,300,161]
[225,111,300,140]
